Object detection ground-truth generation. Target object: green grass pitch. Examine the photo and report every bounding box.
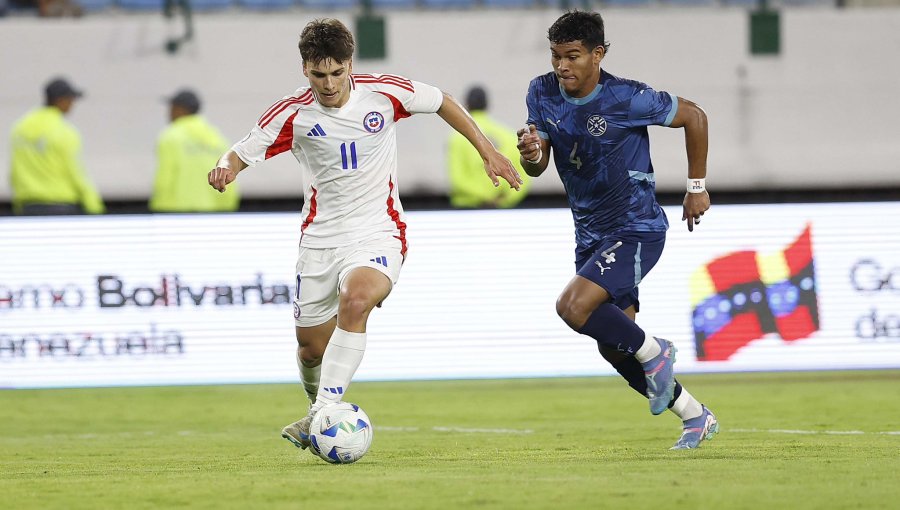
[2,370,898,509]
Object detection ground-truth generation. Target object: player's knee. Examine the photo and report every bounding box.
[339,290,377,320]
[556,293,592,329]
[298,346,323,366]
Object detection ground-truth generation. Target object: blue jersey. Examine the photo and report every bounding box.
[526,70,677,255]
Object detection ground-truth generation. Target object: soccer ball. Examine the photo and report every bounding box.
[308,402,373,464]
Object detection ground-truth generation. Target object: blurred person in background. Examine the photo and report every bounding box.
[4,0,82,16]
[150,89,238,213]
[518,11,715,450]
[446,85,530,208]
[9,77,104,215]
[208,18,522,455]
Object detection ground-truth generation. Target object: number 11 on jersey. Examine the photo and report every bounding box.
[340,142,358,170]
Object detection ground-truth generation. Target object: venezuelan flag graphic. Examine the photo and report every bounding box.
[690,225,819,361]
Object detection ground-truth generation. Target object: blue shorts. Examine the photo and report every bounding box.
[574,231,666,312]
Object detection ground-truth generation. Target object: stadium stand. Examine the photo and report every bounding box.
[368,0,419,9]
[480,0,538,7]
[420,0,476,8]
[3,0,868,14]
[78,0,115,10]
[235,0,294,9]
[661,0,718,6]
[190,0,233,10]
[298,0,357,8]
[602,0,653,6]
[117,0,164,9]
[4,0,897,15]
[117,0,232,9]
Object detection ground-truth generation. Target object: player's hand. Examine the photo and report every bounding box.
[208,166,238,193]
[683,191,710,232]
[517,124,542,163]
[483,150,522,190]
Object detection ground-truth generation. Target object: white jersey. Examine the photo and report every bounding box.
[232,74,444,253]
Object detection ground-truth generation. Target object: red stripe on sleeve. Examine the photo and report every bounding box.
[376,92,411,122]
[258,99,290,126]
[265,111,297,159]
[259,91,313,128]
[379,74,414,90]
[353,74,415,93]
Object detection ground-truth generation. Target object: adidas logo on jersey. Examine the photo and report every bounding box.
[370,256,388,267]
[306,124,327,137]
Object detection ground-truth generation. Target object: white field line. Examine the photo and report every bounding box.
[382,426,899,436]
[62,431,164,439]
[729,428,900,436]
[42,427,534,440]
[380,426,533,434]
[44,427,900,441]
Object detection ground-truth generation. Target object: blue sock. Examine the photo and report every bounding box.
[576,303,646,355]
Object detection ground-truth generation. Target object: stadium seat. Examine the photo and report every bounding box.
[661,0,716,5]
[776,0,833,5]
[720,0,761,6]
[190,0,233,9]
[119,0,230,10]
[117,0,165,9]
[298,0,356,8]
[420,0,475,7]
[236,0,294,8]
[480,0,536,7]
[78,0,115,10]
[368,0,418,8]
[602,0,652,6]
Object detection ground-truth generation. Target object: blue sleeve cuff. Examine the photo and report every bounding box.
[663,93,679,127]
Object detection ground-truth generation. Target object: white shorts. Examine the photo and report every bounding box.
[292,235,404,328]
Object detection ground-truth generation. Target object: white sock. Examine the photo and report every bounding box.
[633,334,661,363]
[310,328,367,414]
[296,347,320,405]
[669,387,704,421]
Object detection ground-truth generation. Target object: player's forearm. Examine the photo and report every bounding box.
[519,138,549,177]
[681,101,709,179]
[520,156,547,177]
[217,150,249,174]
[437,93,495,160]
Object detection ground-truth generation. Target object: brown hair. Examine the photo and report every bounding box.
[298,18,355,65]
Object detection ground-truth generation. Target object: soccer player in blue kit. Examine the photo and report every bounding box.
[518,11,718,449]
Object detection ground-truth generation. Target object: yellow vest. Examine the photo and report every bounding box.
[149,115,238,213]
[446,111,530,208]
[9,106,105,214]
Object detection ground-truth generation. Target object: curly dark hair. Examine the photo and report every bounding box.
[298,18,355,65]
[548,11,610,54]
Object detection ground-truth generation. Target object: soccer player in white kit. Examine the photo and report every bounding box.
[208,19,522,452]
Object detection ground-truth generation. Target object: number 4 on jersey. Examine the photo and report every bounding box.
[569,142,582,170]
[340,142,358,170]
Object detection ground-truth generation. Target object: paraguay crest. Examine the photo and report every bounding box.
[587,114,607,136]
[364,111,385,133]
